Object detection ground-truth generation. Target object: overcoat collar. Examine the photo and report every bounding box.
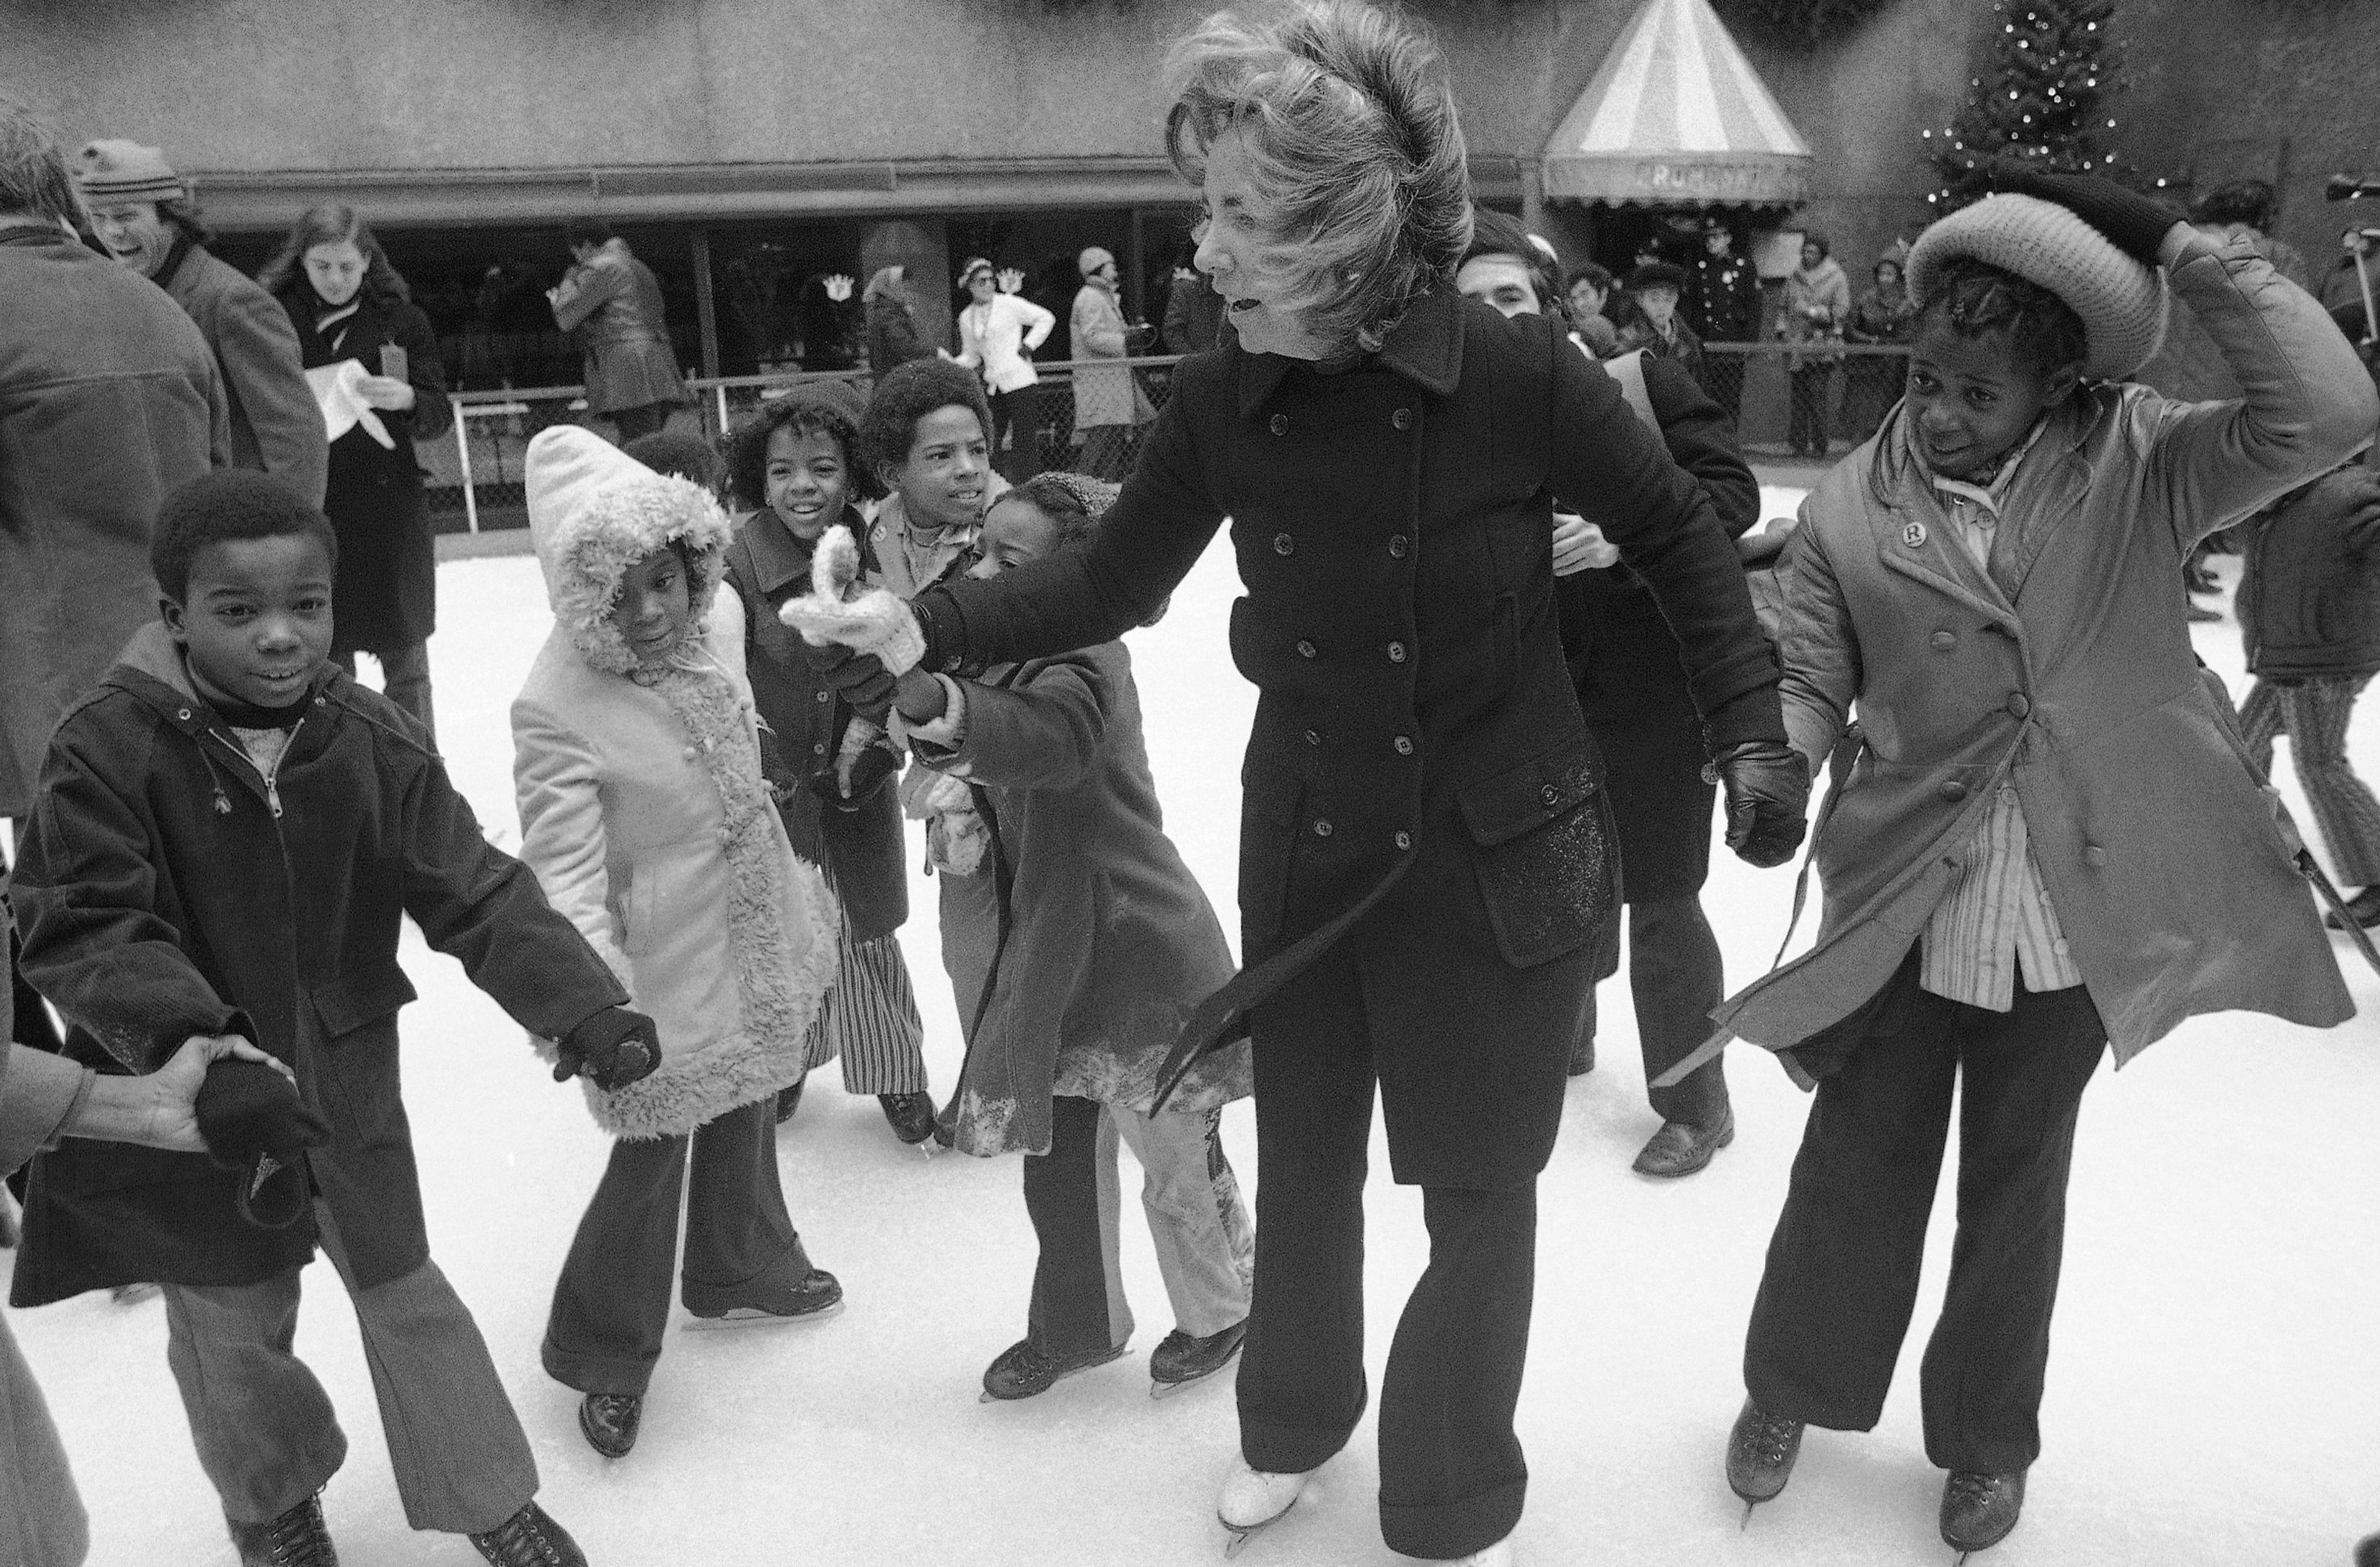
[1232,286,1466,420]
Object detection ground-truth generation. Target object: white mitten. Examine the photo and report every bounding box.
[779,526,927,674]
[927,806,990,877]
[902,767,976,819]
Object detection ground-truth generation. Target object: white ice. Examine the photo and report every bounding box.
[10,487,2378,1566]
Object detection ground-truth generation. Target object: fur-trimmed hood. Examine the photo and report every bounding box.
[526,425,733,676]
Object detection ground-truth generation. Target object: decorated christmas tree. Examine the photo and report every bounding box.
[1923,0,2130,212]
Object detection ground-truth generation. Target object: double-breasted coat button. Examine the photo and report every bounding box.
[815,689,831,702]
[1386,642,1407,663]
[813,742,829,756]
[1393,735,1414,756]
[1296,639,1317,659]
[1274,532,1295,556]
[1394,831,1413,850]
[1304,729,1321,746]
[1391,407,1413,430]
[1313,819,1333,837]
[1269,413,1290,436]
[1939,780,1968,801]
[1540,784,1560,807]
[1931,631,1957,651]
[2006,692,2032,718]
[1388,534,1409,558]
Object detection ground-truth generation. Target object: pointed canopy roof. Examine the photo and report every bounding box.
[1541,0,1814,207]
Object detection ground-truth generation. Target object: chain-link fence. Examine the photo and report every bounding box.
[428,356,1186,533]
[1696,342,1912,460]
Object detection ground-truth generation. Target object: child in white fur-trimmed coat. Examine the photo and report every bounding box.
[511,426,844,1462]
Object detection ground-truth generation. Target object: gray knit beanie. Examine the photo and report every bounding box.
[1906,193,2169,381]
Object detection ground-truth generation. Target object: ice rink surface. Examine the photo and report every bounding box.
[11,487,2377,1565]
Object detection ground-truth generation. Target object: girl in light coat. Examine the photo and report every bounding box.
[512,426,843,1462]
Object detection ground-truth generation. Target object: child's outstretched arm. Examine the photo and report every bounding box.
[2150,226,2380,542]
[12,729,248,1073]
[400,710,630,1041]
[896,648,1114,793]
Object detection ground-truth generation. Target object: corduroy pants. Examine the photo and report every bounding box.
[1743,956,2107,1473]
[2239,674,2380,887]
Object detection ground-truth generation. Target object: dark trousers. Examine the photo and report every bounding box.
[608,402,673,443]
[989,386,1042,481]
[1788,364,1835,456]
[542,1096,811,1397]
[1743,958,2107,1473]
[330,644,434,746]
[1238,947,1540,1561]
[1582,896,1729,1126]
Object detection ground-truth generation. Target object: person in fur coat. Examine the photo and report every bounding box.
[880,472,1254,1402]
[511,427,844,1462]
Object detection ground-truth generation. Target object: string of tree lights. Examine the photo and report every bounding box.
[1921,0,2161,211]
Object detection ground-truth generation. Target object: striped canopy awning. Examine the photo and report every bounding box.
[1541,0,1814,207]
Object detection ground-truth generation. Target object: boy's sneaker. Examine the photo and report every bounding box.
[687,1267,843,1323]
[980,1336,1128,1400]
[228,1491,338,1566]
[467,1501,586,1567]
[879,1091,938,1144]
[1150,1319,1248,1390]
[578,1392,642,1458]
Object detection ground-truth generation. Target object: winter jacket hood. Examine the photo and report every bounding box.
[526,425,733,675]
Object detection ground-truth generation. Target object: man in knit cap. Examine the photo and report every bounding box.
[75,139,325,508]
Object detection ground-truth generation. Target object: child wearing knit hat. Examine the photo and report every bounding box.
[1699,170,2379,1558]
[879,472,1256,1403]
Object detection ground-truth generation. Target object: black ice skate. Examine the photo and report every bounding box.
[979,1336,1128,1401]
[468,1501,586,1567]
[227,1491,338,1566]
[578,1392,642,1459]
[879,1090,938,1145]
[685,1266,843,1325]
[1149,1318,1248,1397]
[1939,1468,2025,1561]
[1726,1399,1805,1526]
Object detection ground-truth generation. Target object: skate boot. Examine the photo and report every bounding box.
[1726,1399,1804,1523]
[1219,1462,1314,1557]
[578,1392,642,1459]
[227,1492,338,1566]
[879,1090,938,1144]
[1633,1106,1735,1178]
[467,1501,586,1567]
[1444,1540,1514,1566]
[981,1336,1129,1400]
[1939,1468,2025,1560]
[687,1266,843,1324]
[1150,1319,1247,1396]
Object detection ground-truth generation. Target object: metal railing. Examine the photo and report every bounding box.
[1696,341,1913,458]
[431,355,1187,532]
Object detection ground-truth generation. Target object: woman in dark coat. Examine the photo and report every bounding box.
[262,206,451,742]
[863,265,935,376]
[784,6,1810,1561]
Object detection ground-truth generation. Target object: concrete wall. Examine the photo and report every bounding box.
[9,0,2376,282]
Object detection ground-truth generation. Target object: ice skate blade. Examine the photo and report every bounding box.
[1219,1498,1296,1558]
[1740,1499,1756,1532]
[1152,1366,1230,1400]
[685,1299,846,1329]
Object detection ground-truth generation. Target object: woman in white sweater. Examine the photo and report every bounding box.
[951,256,1056,480]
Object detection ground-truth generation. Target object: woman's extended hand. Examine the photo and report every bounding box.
[69,1034,294,1155]
[356,374,416,412]
[780,588,928,674]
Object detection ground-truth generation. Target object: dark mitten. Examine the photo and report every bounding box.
[195,1059,330,1230]
[556,1006,663,1091]
[1710,741,1812,868]
[811,741,899,811]
[1990,166,2184,267]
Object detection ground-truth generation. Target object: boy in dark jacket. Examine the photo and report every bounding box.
[9,472,659,1567]
[2235,456,2380,925]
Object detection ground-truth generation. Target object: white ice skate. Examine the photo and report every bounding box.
[1442,1538,1513,1566]
[1217,1463,1313,1557]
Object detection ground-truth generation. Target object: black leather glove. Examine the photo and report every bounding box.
[1990,165,2184,267]
[556,1006,663,1091]
[196,1058,331,1230]
[1709,741,1812,869]
[809,642,897,712]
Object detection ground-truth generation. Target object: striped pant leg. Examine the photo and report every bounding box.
[2279,676,2380,887]
[2237,679,2284,778]
[825,932,930,1095]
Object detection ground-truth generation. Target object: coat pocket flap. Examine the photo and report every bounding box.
[310,961,418,1039]
[1457,736,1605,847]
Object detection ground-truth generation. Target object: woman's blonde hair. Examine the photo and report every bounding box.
[1166,0,1473,355]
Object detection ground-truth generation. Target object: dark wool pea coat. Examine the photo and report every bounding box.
[915,289,1784,1183]
[276,286,452,655]
[1558,354,1761,904]
[722,503,909,942]
[8,625,627,1305]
